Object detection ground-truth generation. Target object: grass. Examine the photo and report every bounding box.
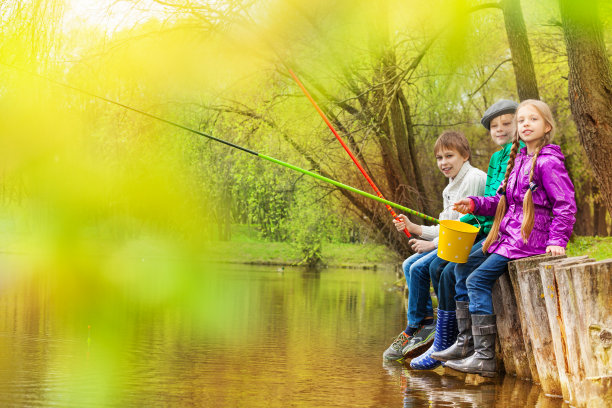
[566,235,612,260]
[203,224,400,268]
[204,226,612,268]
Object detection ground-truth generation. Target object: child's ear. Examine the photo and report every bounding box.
[545,123,552,134]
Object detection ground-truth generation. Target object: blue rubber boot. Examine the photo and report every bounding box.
[410,309,458,370]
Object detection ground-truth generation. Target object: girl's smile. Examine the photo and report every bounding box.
[516,105,552,153]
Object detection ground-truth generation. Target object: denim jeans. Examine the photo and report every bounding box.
[466,253,510,314]
[429,257,456,311]
[403,249,438,328]
[402,251,433,324]
[454,238,486,304]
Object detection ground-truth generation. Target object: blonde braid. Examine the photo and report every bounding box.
[482,138,521,253]
[521,143,544,242]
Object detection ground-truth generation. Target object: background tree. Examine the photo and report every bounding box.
[559,0,612,219]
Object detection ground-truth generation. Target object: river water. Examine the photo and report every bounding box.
[0,259,569,407]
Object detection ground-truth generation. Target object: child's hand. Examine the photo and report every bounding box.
[393,215,407,231]
[409,238,436,253]
[546,245,565,256]
[393,214,414,232]
[453,198,474,214]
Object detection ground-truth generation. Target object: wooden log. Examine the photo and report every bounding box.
[492,274,521,376]
[555,260,612,408]
[495,254,565,380]
[508,254,565,383]
[515,267,562,394]
[539,256,595,403]
[492,273,525,377]
[513,257,594,397]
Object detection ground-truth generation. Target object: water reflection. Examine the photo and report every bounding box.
[0,261,572,407]
[382,360,569,407]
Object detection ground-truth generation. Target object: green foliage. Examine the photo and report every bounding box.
[1,0,609,270]
[567,236,612,260]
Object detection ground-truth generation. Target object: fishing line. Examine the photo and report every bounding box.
[0,62,439,224]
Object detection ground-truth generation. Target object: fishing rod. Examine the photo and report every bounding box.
[2,63,439,224]
[288,69,412,238]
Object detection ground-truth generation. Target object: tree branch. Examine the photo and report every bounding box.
[469,58,512,97]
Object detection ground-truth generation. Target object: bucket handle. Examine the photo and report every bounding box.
[443,205,482,231]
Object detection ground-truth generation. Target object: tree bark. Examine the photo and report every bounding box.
[501,0,540,100]
[559,0,612,220]
[368,0,431,214]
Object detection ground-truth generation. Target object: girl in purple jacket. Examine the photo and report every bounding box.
[446,99,576,377]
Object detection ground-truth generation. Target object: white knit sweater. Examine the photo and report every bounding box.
[420,161,486,246]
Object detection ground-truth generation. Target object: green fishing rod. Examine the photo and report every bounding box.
[3,63,439,224]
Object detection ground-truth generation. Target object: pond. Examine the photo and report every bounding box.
[0,258,570,407]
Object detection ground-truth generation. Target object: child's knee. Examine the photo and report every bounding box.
[466,273,479,291]
[410,264,432,285]
[402,257,414,278]
[440,265,454,284]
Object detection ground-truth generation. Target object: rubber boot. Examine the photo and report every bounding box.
[444,314,497,377]
[410,309,458,370]
[431,301,473,362]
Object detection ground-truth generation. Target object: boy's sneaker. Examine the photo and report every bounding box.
[402,321,436,358]
[383,332,412,362]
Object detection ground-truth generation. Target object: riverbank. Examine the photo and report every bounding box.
[203,225,400,269]
[205,225,612,269]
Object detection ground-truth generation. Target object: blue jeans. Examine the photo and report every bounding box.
[454,238,487,304]
[429,257,456,311]
[402,251,433,322]
[403,249,438,328]
[466,253,510,314]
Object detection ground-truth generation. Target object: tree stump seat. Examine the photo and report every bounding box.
[493,254,611,407]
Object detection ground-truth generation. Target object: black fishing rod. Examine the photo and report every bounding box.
[1,62,439,223]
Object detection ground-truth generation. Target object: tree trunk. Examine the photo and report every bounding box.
[573,178,593,236]
[559,0,612,220]
[501,0,540,100]
[366,0,432,253]
[593,183,609,236]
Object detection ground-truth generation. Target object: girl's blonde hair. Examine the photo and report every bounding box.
[482,100,556,252]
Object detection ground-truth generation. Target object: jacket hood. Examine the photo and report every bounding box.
[520,144,565,161]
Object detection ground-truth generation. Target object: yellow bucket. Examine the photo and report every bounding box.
[437,220,480,263]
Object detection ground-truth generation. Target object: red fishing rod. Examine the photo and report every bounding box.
[289,69,412,238]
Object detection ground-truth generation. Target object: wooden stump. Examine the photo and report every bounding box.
[506,254,566,382]
[492,273,524,377]
[513,256,593,398]
[494,254,564,380]
[554,260,612,407]
[492,274,519,376]
[539,256,595,403]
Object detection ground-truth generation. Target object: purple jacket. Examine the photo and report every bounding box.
[470,144,576,259]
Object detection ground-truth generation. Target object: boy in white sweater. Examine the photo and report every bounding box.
[383,130,486,362]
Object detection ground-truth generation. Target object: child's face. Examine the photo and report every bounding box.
[489,113,514,147]
[435,148,469,179]
[516,105,551,147]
